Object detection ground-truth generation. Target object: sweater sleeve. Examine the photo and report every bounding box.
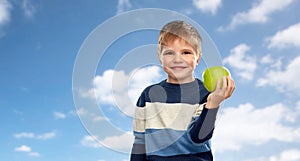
[130,95,147,161]
[130,140,147,161]
[130,117,147,161]
[189,104,219,143]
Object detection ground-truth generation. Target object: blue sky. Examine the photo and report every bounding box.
[1,0,300,161]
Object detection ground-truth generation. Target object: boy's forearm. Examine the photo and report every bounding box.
[130,154,147,161]
[189,105,219,143]
[130,143,147,161]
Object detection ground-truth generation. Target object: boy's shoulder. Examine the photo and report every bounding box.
[136,80,166,107]
[141,80,166,94]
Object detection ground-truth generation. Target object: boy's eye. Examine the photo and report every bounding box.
[163,51,175,55]
[183,51,192,55]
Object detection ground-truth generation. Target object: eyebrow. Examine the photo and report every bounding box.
[162,48,195,54]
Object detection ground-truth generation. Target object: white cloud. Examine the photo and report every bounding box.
[245,149,300,161]
[81,135,102,148]
[37,131,56,140]
[15,145,31,152]
[76,107,88,116]
[0,0,37,35]
[266,22,300,49]
[100,132,134,151]
[116,0,131,15]
[218,0,295,31]
[15,145,41,157]
[14,132,34,138]
[14,131,56,140]
[260,54,273,64]
[193,0,222,15]
[53,111,66,119]
[213,102,300,152]
[0,0,12,33]
[78,67,162,153]
[128,66,163,103]
[257,55,300,95]
[53,110,77,119]
[180,8,194,15]
[28,152,40,157]
[21,0,36,18]
[223,44,257,80]
[81,66,163,116]
[92,69,128,105]
[75,107,108,122]
[81,132,134,152]
[260,54,283,71]
[13,109,23,115]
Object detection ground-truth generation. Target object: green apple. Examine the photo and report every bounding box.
[202,66,231,92]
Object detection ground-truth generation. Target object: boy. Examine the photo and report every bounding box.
[130,20,235,161]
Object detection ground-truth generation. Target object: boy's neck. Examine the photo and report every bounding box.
[166,77,196,84]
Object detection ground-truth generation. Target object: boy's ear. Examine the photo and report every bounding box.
[196,54,201,64]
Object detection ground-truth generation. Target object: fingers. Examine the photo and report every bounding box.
[214,76,235,95]
[215,76,226,91]
[207,76,235,108]
[225,76,235,98]
[215,79,221,90]
[215,76,235,97]
[222,76,227,90]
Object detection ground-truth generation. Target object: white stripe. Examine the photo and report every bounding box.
[134,107,146,132]
[145,102,204,131]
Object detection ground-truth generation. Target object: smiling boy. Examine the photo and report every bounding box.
[130,20,235,161]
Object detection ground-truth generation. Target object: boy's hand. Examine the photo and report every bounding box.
[206,76,235,109]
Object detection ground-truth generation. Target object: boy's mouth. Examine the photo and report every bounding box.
[170,66,187,70]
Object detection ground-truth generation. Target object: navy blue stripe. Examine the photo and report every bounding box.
[136,79,209,107]
[189,107,218,143]
[130,154,146,161]
[147,151,213,161]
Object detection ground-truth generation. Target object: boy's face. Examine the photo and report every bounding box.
[159,38,200,84]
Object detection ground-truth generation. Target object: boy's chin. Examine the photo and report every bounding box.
[167,74,195,83]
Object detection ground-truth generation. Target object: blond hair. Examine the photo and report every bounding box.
[158,20,202,56]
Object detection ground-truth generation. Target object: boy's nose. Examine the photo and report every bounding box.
[173,53,184,62]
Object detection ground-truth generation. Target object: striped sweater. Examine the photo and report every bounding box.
[130,79,218,161]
